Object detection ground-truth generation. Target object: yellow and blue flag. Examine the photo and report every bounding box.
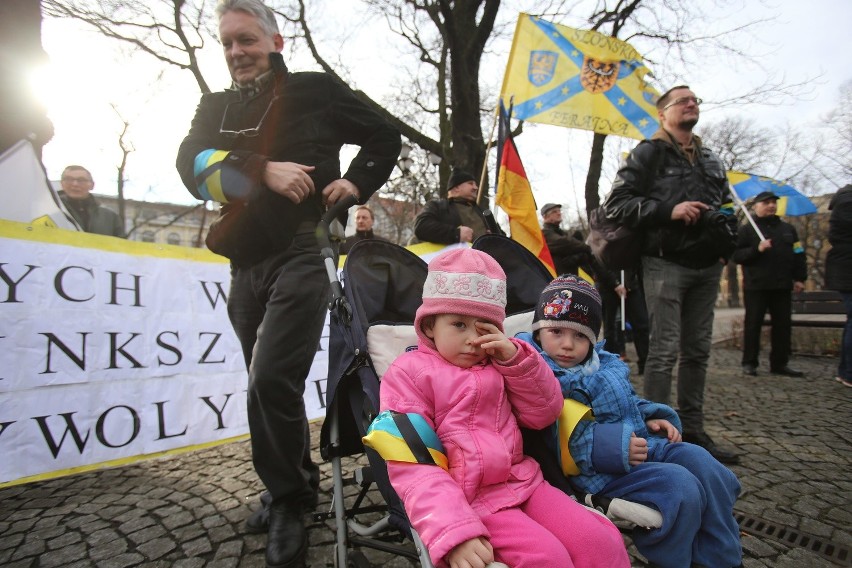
[500,14,660,140]
[727,171,817,216]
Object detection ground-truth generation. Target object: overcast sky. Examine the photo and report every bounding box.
[36,0,852,216]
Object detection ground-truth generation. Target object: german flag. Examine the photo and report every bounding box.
[495,102,557,276]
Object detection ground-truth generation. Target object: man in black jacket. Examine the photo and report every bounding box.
[176,1,400,566]
[540,203,593,275]
[603,85,739,465]
[59,165,125,238]
[340,205,388,254]
[732,191,806,377]
[414,168,503,244]
[825,184,852,387]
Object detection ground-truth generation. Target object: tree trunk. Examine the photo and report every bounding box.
[584,133,608,215]
[726,261,740,308]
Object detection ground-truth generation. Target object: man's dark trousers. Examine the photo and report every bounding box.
[742,288,793,371]
[227,230,328,508]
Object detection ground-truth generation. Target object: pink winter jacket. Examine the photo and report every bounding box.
[379,337,563,565]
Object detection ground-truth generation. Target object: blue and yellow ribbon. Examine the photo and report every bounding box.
[363,411,449,471]
[556,398,594,476]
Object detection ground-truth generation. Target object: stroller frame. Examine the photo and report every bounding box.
[315,203,660,567]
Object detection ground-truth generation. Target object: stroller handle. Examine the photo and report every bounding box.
[316,194,358,323]
[317,194,359,249]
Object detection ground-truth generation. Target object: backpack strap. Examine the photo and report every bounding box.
[638,139,666,198]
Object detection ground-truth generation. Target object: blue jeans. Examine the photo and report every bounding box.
[641,257,723,434]
[839,293,852,381]
[227,230,329,507]
[601,442,742,568]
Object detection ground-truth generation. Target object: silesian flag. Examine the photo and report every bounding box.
[495,103,556,277]
[726,171,817,216]
[501,13,660,140]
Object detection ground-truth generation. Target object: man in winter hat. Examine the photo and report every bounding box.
[414,167,504,244]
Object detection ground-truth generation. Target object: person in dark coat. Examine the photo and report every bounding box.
[825,184,852,387]
[58,165,125,238]
[340,205,388,253]
[175,1,400,565]
[732,191,807,377]
[539,203,594,275]
[602,85,740,465]
[414,168,503,244]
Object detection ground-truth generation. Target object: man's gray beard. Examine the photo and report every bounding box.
[680,117,699,130]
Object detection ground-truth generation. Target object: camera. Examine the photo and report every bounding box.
[700,209,738,254]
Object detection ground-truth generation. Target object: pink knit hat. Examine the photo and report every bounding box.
[414,248,507,343]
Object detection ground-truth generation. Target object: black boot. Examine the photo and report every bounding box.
[245,490,272,534]
[682,432,740,465]
[266,501,307,568]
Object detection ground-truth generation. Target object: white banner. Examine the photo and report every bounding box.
[0,221,330,486]
[0,141,79,230]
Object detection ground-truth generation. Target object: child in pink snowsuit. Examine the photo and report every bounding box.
[378,248,629,568]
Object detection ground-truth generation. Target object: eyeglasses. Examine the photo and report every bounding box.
[219,92,280,138]
[662,96,702,110]
[62,176,92,184]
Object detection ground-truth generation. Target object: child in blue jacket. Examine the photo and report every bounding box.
[516,275,743,568]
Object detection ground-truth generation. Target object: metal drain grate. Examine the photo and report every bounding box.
[736,511,852,566]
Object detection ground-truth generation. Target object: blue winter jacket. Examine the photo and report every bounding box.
[516,333,681,494]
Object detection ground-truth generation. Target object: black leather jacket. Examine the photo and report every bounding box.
[176,53,400,264]
[825,185,852,292]
[602,133,736,268]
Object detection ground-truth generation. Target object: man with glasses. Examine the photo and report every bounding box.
[58,165,125,237]
[602,86,740,465]
[176,1,400,566]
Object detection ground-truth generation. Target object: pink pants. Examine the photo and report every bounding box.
[483,481,630,568]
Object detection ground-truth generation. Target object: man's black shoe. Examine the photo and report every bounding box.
[266,501,307,568]
[682,432,740,465]
[245,490,273,534]
[742,365,757,376]
[771,366,804,377]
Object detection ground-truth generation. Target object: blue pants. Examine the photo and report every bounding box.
[600,442,742,568]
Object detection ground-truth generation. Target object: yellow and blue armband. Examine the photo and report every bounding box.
[362,410,448,471]
[556,399,594,476]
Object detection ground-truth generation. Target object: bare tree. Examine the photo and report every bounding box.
[578,0,815,214]
[819,81,852,184]
[42,0,215,93]
[278,0,500,199]
[44,0,815,220]
[110,103,134,231]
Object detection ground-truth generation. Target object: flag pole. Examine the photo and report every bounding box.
[620,270,626,332]
[728,182,766,241]
[477,102,502,204]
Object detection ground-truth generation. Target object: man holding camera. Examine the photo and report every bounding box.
[603,85,740,465]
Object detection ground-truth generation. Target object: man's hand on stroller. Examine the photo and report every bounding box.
[473,321,517,362]
[448,536,494,568]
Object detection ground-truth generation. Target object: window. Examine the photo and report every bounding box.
[141,231,156,243]
[167,232,181,246]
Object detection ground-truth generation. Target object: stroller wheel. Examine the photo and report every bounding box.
[346,550,371,568]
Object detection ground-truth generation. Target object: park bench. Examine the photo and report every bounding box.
[763,290,846,328]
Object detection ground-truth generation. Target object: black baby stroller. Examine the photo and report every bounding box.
[315,202,660,567]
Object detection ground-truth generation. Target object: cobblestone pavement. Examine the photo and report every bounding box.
[2,344,850,568]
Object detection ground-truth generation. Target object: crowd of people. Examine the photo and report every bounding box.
[165,1,847,566]
[19,0,846,566]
